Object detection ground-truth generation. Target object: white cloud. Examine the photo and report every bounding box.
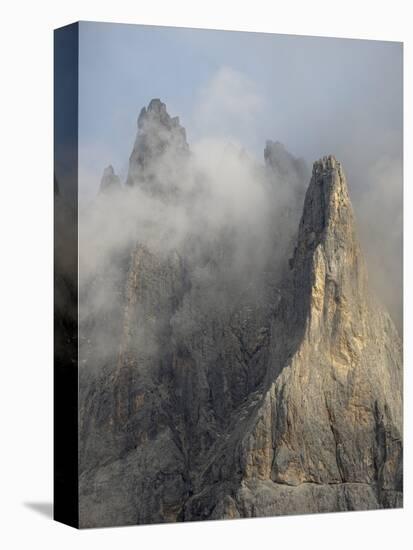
[192,67,264,144]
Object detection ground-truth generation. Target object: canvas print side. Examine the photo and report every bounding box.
[54,22,79,529]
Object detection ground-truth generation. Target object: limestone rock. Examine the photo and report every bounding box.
[78,108,402,527]
[225,155,403,516]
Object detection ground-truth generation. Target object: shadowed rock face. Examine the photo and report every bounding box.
[126,98,189,196]
[265,140,307,190]
[99,165,121,194]
[78,102,402,528]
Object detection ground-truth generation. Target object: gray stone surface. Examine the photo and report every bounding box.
[78,103,402,528]
[125,98,189,195]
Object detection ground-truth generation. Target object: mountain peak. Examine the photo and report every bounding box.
[127,99,189,189]
[148,97,164,111]
[136,98,186,136]
[287,156,368,337]
[138,98,167,128]
[293,155,353,259]
[312,154,339,172]
[99,165,121,193]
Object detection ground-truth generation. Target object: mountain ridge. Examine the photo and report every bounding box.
[78,100,402,527]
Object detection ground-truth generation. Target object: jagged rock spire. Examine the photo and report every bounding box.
[237,156,402,506]
[126,99,189,191]
[292,155,357,266]
[286,155,368,339]
[99,165,121,193]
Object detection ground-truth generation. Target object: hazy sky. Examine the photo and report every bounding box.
[78,21,402,188]
[77,21,403,329]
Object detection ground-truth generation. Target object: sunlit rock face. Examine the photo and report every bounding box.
[78,101,402,528]
[221,156,403,518]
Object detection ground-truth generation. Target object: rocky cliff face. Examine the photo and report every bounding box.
[78,101,402,528]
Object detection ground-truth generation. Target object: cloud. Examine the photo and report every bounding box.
[192,67,264,146]
[77,56,403,333]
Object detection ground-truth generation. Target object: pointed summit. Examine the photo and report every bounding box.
[126,99,189,191]
[290,155,359,271]
[137,98,184,132]
[303,155,351,235]
[233,156,402,510]
[99,165,121,194]
[286,156,368,339]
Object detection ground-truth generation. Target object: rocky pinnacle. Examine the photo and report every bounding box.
[126,99,189,191]
[78,107,403,527]
[99,165,121,193]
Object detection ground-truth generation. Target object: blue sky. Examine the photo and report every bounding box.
[77,21,403,327]
[78,21,402,196]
